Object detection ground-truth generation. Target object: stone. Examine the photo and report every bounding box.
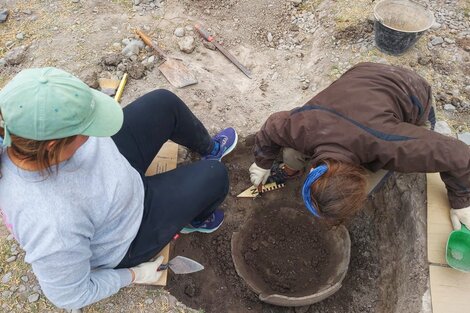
[21,275,29,282]
[431,37,444,46]
[144,298,154,304]
[0,9,9,23]
[434,121,453,136]
[1,291,12,299]
[457,132,470,145]
[6,256,16,263]
[80,69,99,89]
[443,104,456,111]
[102,53,121,66]
[267,32,273,42]
[174,27,185,37]
[178,36,195,54]
[27,293,40,303]
[291,0,303,6]
[127,62,146,79]
[0,58,6,68]
[1,272,12,284]
[121,39,144,57]
[16,33,24,40]
[4,46,27,65]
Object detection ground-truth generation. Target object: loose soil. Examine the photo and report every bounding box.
[238,207,336,296]
[168,141,428,313]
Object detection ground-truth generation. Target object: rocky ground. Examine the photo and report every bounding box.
[0,0,469,312]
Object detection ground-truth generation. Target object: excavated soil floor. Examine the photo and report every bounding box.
[167,139,428,313]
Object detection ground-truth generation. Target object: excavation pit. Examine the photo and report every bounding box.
[168,139,428,313]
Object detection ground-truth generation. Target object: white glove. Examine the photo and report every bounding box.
[450,206,470,230]
[249,162,271,187]
[130,256,164,284]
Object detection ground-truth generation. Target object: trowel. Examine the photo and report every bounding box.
[446,224,470,272]
[157,256,204,274]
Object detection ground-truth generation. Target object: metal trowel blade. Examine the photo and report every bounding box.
[168,256,204,274]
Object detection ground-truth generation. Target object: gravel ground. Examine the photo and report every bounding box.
[0,0,469,312]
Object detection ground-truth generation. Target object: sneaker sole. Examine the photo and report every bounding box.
[219,131,238,161]
[180,220,224,234]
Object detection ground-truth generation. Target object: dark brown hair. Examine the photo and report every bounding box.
[310,159,367,224]
[0,126,77,176]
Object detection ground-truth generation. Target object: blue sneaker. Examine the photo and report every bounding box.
[180,209,224,234]
[202,127,238,161]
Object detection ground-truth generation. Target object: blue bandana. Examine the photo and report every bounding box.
[302,164,328,217]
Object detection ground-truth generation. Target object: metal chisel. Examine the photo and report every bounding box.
[195,23,252,79]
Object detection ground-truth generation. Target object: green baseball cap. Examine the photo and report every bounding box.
[0,67,123,146]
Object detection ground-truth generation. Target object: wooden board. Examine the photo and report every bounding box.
[365,169,391,195]
[145,141,178,176]
[427,173,453,265]
[145,141,178,286]
[430,265,470,313]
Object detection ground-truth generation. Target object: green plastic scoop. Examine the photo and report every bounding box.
[446,224,470,272]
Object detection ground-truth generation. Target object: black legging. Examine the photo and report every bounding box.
[113,89,229,268]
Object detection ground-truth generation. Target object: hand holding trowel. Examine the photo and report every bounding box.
[135,29,197,88]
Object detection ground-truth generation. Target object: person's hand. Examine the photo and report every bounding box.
[130,256,164,284]
[450,206,470,230]
[249,162,271,187]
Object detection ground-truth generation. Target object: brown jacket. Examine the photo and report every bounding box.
[254,62,470,209]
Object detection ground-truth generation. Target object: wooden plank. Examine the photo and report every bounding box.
[365,169,391,195]
[429,265,470,313]
[144,141,178,286]
[427,173,453,264]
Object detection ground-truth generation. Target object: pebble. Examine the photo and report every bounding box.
[457,132,470,145]
[27,293,40,303]
[431,37,444,45]
[72,0,80,3]
[18,285,26,292]
[0,9,9,23]
[267,32,273,42]
[206,98,212,103]
[6,256,16,263]
[6,234,13,241]
[178,36,195,54]
[434,121,453,136]
[144,298,154,304]
[443,104,456,111]
[431,22,441,29]
[21,275,29,282]
[2,291,13,298]
[174,27,185,37]
[1,272,12,284]
[4,46,27,65]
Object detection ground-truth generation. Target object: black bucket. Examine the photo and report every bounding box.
[374,0,434,55]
